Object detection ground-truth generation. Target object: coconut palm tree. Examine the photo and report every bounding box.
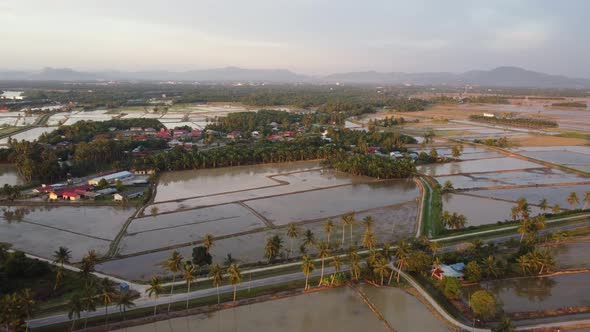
[146,276,163,317]
[203,234,214,253]
[323,218,334,244]
[227,264,242,302]
[20,288,35,332]
[164,250,184,312]
[373,257,390,286]
[82,284,97,329]
[349,255,361,281]
[568,192,580,210]
[265,235,283,263]
[301,255,315,290]
[183,261,196,310]
[394,240,410,283]
[362,230,375,250]
[340,215,348,246]
[302,229,315,249]
[52,246,71,290]
[583,191,590,210]
[329,255,342,285]
[538,198,549,212]
[209,264,223,305]
[286,223,300,258]
[316,242,331,286]
[67,294,83,331]
[428,241,439,257]
[382,243,392,260]
[517,218,530,243]
[362,216,374,233]
[552,204,561,214]
[99,278,114,327]
[481,256,501,279]
[516,255,531,276]
[347,213,356,244]
[115,292,135,322]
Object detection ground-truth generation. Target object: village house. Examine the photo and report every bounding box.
[113,188,145,201]
[88,171,134,186]
[226,131,242,140]
[431,262,465,280]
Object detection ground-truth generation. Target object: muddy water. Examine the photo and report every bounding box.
[442,194,543,226]
[0,164,23,186]
[417,158,542,176]
[245,180,419,226]
[103,202,418,280]
[468,184,590,210]
[0,205,134,261]
[155,161,320,202]
[554,239,590,269]
[464,273,590,312]
[114,286,449,332]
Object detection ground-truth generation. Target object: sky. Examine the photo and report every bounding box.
[1,0,589,77]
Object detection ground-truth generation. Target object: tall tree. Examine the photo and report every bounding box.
[146,276,163,317]
[52,246,71,291]
[316,242,331,286]
[373,257,390,286]
[67,294,83,331]
[323,218,334,244]
[163,250,184,312]
[115,292,135,322]
[301,255,315,290]
[329,255,342,285]
[203,234,215,253]
[568,192,580,210]
[183,261,196,310]
[286,223,300,259]
[209,264,224,305]
[227,264,242,302]
[98,278,114,328]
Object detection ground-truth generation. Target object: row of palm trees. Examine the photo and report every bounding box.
[0,289,34,332]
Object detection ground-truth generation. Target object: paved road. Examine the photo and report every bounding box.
[28,267,338,328]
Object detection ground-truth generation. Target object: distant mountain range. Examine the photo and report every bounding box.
[1,66,589,89]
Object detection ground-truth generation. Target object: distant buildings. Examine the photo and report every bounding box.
[88,171,134,186]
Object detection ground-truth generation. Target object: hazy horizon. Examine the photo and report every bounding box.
[2,0,589,78]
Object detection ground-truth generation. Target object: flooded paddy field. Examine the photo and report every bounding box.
[418,157,542,176]
[0,164,23,186]
[154,161,321,202]
[436,168,589,190]
[464,273,590,313]
[508,146,590,173]
[119,204,267,254]
[553,238,590,269]
[114,285,449,332]
[244,180,419,226]
[468,184,590,209]
[0,206,134,261]
[104,202,418,280]
[442,194,543,226]
[0,126,57,145]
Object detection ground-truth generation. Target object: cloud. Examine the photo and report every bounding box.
[488,22,550,51]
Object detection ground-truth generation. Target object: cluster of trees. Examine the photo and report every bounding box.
[551,101,587,108]
[39,119,164,144]
[366,116,418,129]
[206,109,303,134]
[328,127,417,151]
[469,115,558,129]
[441,211,467,230]
[475,137,512,148]
[325,154,416,179]
[463,96,510,104]
[0,184,22,200]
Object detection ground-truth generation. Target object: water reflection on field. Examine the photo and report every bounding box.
[114,285,450,332]
[463,273,590,313]
[0,164,23,186]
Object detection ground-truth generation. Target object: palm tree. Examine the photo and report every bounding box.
[394,240,410,283]
[146,276,163,317]
[82,284,97,329]
[164,250,184,312]
[347,213,356,244]
[316,242,331,286]
[203,233,214,253]
[373,257,390,286]
[329,255,342,285]
[552,204,561,214]
[583,191,590,210]
[517,218,530,243]
[265,235,283,263]
[209,264,224,305]
[362,229,375,250]
[382,243,392,260]
[52,246,71,290]
[20,288,35,332]
[183,261,196,310]
[115,292,135,322]
[482,256,501,279]
[349,255,361,281]
[68,294,83,331]
[428,241,439,257]
[99,278,114,327]
[302,229,315,249]
[301,255,315,290]
[539,198,549,212]
[516,255,531,276]
[568,192,580,210]
[340,215,348,246]
[227,264,242,302]
[323,219,334,244]
[286,223,300,258]
[362,216,374,233]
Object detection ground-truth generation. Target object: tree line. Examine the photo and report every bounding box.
[469,114,558,129]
